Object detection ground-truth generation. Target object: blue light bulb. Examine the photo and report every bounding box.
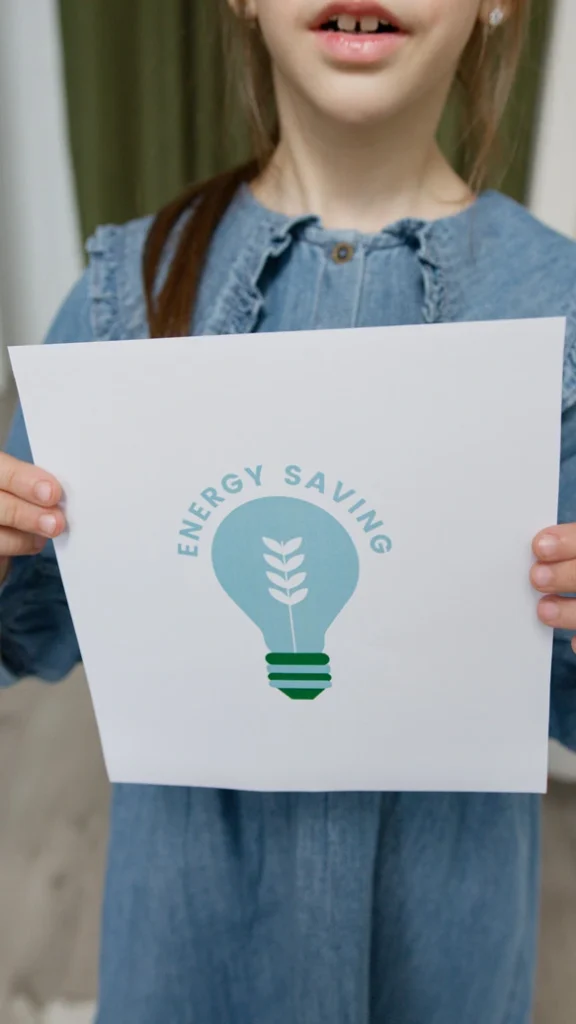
[211,496,360,700]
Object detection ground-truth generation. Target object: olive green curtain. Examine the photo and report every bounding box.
[59,0,552,242]
[439,0,553,200]
[58,0,248,240]
[494,0,552,199]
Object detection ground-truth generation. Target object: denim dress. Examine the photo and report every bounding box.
[3,185,576,1024]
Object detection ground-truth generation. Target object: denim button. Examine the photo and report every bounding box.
[332,243,355,264]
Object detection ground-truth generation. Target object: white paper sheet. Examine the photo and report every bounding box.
[10,319,566,793]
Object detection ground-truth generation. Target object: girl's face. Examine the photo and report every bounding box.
[237,1,499,126]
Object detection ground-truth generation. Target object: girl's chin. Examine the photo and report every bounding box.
[303,87,404,130]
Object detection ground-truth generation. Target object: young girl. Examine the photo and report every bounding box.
[2,1,576,1020]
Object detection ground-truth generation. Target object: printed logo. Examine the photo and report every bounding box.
[212,497,359,701]
[177,464,392,701]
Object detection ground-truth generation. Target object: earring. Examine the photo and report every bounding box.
[488,7,505,30]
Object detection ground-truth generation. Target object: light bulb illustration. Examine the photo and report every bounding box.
[212,496,360,700]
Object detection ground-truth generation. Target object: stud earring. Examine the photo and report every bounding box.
[488,7,505,30]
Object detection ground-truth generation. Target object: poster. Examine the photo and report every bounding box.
[10,318,565,792]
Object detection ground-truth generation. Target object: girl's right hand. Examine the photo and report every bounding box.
[0,453,66,580]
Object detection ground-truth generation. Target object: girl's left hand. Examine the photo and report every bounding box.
[532,526,576,653]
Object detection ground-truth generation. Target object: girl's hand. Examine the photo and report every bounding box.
[0,452,66,581]
[532,526,576,653]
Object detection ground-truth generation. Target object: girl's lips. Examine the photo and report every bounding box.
[312,29,407,65]
[310,3,408,64]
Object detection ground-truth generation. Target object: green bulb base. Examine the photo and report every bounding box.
[278,687,325,701]
[266,653,332,700]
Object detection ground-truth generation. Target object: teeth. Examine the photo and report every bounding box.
[336,14,357,31]
[329,14,394,34]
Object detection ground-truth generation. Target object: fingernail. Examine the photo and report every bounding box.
[537,534,559,557]
[39,514,57,537]
[33,536,46,552]
[533,565,553,587]
[539,600,560,623]
[34,481,53,504]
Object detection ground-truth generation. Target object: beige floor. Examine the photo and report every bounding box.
[0,392,575,1023]
[0,670,108,1023]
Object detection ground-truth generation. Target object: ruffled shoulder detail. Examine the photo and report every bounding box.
[86,216,154,341]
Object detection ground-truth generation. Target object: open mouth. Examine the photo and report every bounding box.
[311,4,406,35]
[319,15,400,34]
[310,4,408,62]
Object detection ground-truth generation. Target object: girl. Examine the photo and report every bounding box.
[2,1,576,1021]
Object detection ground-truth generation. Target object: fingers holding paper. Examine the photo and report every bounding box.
[532,525,576,651]
[0,452,66,565]
[0,452,62,508]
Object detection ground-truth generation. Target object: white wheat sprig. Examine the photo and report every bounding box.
[263,536,308,652]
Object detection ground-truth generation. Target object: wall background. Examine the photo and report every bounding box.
[0,0,81,385]
[529,0,576,236]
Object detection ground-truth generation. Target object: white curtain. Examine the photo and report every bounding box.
[0,0,82,389]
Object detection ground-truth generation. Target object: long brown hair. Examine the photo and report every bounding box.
[144,0,531,339]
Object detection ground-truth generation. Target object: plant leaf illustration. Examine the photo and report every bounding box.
[285,572,307,590]
[267,571,307,591]
[262,537,285,554]
[284,554,305,572]
[264,536,308,652]
[282,538,303,556]
[263,554,286,571]
[267,572,288,588]
[269,587,309,606]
